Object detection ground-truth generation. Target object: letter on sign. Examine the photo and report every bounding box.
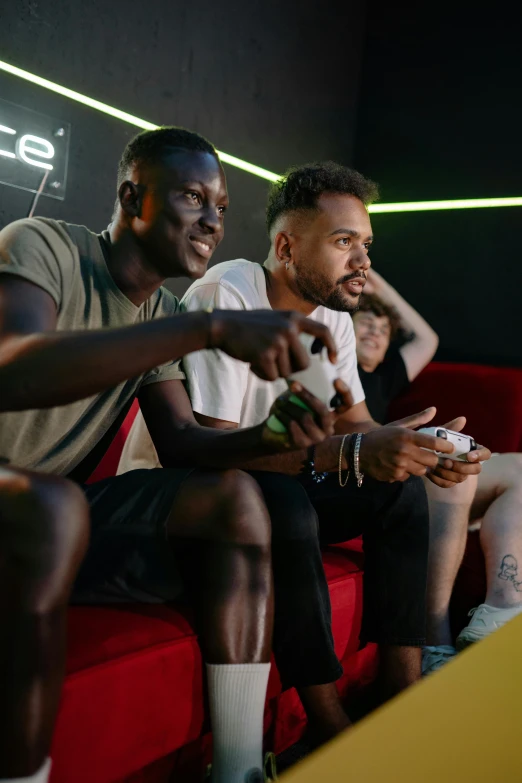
[0,98,68,199]
[16,135,55,171]
[0,123,16,159]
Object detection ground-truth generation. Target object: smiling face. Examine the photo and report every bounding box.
[275,193,373,313]
[352,310,392,370]
[123,148,228,279]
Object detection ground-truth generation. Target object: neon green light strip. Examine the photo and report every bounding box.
[0,59,280,183]
[369,197,522,213]
[1,59,521,210]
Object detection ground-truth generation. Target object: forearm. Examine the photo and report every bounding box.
[240,436,341,474]
[170,426,376,475]
[0,311,210,411]
[158,422,301,471]
[242,424,379,473]
[334,417,380,435]
[157,419,340,475]
[160,413,381,475]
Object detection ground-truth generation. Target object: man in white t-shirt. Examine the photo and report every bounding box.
[119,162,490,742]
[178,162,492,739]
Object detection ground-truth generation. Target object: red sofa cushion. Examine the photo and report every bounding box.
[388,362,522,453]
[51,539,375,783]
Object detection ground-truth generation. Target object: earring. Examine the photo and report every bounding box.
[285,261,290,270]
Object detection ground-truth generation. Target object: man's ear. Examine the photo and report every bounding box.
[273,231,295,265]
[118,180,142,218]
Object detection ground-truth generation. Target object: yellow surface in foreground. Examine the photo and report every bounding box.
[283,613,522,782]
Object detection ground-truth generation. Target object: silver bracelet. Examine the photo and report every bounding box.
[354,433,364,488]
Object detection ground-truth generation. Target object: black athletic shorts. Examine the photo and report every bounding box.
[72,468,194,604]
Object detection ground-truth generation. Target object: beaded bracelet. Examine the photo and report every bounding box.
[302,446,328,484]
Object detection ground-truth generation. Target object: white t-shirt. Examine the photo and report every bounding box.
[181,259,365,427]
[117,258,366,474]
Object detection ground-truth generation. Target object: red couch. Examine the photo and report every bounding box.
[387,362,522,455]
[389,361,522,638]
[50,362,522,783]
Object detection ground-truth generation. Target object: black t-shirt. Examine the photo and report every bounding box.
[358,346,410,423]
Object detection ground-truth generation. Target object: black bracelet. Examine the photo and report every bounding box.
[301,446,329,483]
[347,433,358,473]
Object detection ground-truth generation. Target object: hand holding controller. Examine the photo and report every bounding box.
[418,426,478,462]
[266,333,340,434]
[289,333,341,408]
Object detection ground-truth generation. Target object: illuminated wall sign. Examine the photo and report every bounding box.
[0,98,69,200]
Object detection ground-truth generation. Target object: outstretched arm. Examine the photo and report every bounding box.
[0,276,210,411]
[0,276,336,412]
[364,269,439,380]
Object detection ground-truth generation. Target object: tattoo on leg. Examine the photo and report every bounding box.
[498,554,522,592]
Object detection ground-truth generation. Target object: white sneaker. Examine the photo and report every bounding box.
[205,754,277,782]
[421,645,456,676]
[456,603,522,650]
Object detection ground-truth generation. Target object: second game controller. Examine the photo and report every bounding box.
[418,427,478,462]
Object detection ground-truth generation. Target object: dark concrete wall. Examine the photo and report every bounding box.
[0,0,366,296]
[354,4,522,366]
[1,2,520,366]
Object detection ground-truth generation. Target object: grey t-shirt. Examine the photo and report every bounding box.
[0,217,184,475]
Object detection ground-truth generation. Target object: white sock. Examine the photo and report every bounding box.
[0,758,52,783]
[206,662,270,783]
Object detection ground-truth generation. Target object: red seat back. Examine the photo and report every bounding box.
[388,362,522,453]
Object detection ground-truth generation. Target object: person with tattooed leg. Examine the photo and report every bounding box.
[424,453,522,670]
[347,274,519,673]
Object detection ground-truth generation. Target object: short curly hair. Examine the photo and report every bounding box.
[266,161,379,233]
[117,126,217,187]
[356,293,403,341]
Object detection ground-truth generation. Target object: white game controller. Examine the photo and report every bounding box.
[288,332,340,409]
[418,427,478,462]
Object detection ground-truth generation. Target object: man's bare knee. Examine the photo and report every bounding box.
[501,454,522,490]
[0,472,89,611]
[425,471,478,507]
[168,469,271,547]
[35,475,89,552]
[212,469,271,543]
[473,454,522,517]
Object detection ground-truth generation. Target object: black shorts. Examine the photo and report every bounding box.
[72,468,194,604]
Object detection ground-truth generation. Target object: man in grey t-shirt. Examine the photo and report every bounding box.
[0,127,336,783]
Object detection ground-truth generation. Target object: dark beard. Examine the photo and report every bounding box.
[294,266,359,314]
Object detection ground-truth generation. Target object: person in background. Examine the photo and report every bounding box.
[352,273,522,674]
[0,126,338,783]
[352,268,438,425]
